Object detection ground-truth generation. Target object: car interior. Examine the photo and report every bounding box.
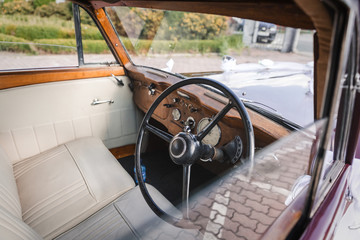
[0,0,352,239]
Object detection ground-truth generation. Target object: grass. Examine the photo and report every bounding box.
[0,33,35,54]
[0,14,102,41]
[0,14,244,55]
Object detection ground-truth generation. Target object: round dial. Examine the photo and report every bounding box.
[172,108,181,121]
[197,117,221,146]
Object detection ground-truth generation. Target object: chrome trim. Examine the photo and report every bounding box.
[91,98,114,105]
[169,137,187,158]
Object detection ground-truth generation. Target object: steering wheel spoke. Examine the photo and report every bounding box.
[182,165,191,219]
[197,101,233,141]
[135,77,254,227]
[144,123,173,143]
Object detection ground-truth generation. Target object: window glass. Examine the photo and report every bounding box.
[0,1,78,70]
[312,33,357,214]
[79,7,117,65]
[106,7,314,127]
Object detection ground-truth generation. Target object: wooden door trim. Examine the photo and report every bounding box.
[0,66,125,90]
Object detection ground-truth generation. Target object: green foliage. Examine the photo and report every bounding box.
[1,0,35,15]
[34,2,72,20]
[123,34,243,55]
[34,39,76,53]
[0,33,35,54]
[81,26,103,40]
[32,0,55,8]
[33,39,110,54]
[108,8,228,41]
[0,22,102,41]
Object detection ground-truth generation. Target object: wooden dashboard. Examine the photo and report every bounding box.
[128,64,291,149]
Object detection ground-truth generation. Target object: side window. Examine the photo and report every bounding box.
[312,29,357,214]
[78,7,118,66]
[0,1,78,70]
[0,2,118,71]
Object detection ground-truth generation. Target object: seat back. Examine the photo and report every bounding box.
[0,147,42,239]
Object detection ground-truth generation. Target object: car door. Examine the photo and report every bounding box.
[0,4,140,164]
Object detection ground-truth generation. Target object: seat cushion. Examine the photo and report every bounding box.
[13,137,135,239]
[0,207,42,240]
[56,186,201,240]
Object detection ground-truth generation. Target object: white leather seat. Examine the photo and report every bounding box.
[0,137,135,240]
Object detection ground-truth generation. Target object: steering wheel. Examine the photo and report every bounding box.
[135,77,254,226]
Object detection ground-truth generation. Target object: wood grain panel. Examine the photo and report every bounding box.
[0,66,125,90]
[128,65,290,149]
[94,8,131,66]
[110,144,135,159]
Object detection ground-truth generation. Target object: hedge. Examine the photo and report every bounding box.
[0,35,243,55]
[0,33,35,53]
[0,23,102,41]
[34,39,110,54]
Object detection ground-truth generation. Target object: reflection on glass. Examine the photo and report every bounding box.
[106,7,315,127]
[148,119,327,239]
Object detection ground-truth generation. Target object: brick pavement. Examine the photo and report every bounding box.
[187,129,313,239]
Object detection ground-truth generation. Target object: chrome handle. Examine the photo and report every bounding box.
[91,98,114,105]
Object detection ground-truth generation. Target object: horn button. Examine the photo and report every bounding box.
[169,132,201,165]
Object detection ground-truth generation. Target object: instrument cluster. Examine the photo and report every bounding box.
[168,91,221,147]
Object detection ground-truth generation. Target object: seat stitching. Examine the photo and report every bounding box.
[13,147,66,178]
[23,180,84,221]
[13,147,66,177]
[26,186,90,227]
[41,194,96,240]
[81,210,119,240]
[0,184,21,216]
[63,206,118,239]
[13,146,65,173]
[64,144,97,201]
[0,211,39,239]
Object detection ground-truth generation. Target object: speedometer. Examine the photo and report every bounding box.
[197,117,221,146]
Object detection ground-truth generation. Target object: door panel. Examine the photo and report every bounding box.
[0,76,140,163]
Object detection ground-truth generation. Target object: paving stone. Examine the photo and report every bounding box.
[271,186,291,196]
[232,212,258,230]
[238,225,262,240]
[262,197,286,211]
[250,211,275,225]
[221,229,246,240]
[235,180,257,192]
[223,217,240,232]
[225,207,235,219]
[189,210,200,222]
[213,213,226,225]
[240,189,262,202]
[204,221,223,235]
[228,200,252,215]
[244,199,269,214]
[212,202,228,216]
[195,203,212,217]
[202,231,218,240]
[251,181,272,190]
[255,188,278,200]
[270,180,290,189]
[268,208,282,218]
[255,222,269,234]
[279,175,297,185]
[229,192,246,204]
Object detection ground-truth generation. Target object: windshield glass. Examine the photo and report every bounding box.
[106,7,314,127]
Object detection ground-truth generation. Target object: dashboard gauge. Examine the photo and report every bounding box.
[172,108,181,121]
[197,117,221,146]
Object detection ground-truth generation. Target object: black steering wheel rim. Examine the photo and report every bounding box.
[135,77,255,226]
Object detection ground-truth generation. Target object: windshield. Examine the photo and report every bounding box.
[106,7,314,127]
